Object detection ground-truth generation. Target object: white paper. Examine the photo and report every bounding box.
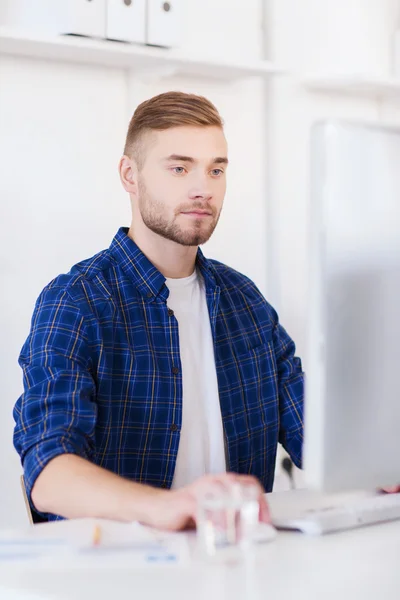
[0,519,190,567]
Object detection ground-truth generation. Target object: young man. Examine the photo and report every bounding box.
[13,92,304,527]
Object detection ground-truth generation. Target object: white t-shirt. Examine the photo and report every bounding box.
[166,269,226,489]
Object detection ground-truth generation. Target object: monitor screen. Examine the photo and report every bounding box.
[304,121,400,492]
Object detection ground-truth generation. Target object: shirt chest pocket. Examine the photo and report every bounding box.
[112,310,172,375]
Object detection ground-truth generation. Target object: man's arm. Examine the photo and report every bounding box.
[273,320,304,468]
[31,453,164,522]
[13,284,167,525]
[14,285,169,523]
[13,284,100,515]
[32,455,270,529]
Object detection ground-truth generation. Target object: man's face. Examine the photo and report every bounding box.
[136,126,228,247]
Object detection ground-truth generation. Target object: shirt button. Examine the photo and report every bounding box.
[146,291,153,299]
[172,366,179,375]
[161,483,168,489]
[167,308,174,317]
[170,423,179,432]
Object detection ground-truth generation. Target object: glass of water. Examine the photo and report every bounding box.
[196,481,260,564]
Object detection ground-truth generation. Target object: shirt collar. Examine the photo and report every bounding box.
[195,245,218,291]
[109,228,217,301]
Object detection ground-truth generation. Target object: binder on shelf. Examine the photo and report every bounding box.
[146,0,182,48]
[0,0,107,39]
[106,0,146,44]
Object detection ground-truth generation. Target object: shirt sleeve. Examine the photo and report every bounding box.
[13,284,97,508]
[273,321,304,468]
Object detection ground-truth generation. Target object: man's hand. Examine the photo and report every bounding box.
[147,473,270,531]
[381,485,400,494]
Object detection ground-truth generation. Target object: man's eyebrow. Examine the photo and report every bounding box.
[213,157,229,165]
[163,154,229,165]
[164,154,195,162]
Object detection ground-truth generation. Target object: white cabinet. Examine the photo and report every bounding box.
[65,0,107,38]
[106,0,146,44]
[0,0,107,38]
[0,0,183,49]
[146,0,182,48]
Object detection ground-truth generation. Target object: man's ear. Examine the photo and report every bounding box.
[119,156,138,195]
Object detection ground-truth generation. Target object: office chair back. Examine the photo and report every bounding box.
[20,475,48,525]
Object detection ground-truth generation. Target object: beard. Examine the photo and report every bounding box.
[137,178,221,247]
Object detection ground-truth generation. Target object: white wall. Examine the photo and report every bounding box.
[266,0,400,360]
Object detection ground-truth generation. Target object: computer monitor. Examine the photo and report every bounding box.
[304,121,400,493]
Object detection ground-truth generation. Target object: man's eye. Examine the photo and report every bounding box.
[172,167,186,174]
[211,169,224,176]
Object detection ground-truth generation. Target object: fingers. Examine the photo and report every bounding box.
[185,516,197,530]
[233,474,271,523]
[193,472,262,490]
[231,473,263,489]
[381,485,400,494]
[188,472,271,524]
[258,494,271,523]
[189,472,239,494]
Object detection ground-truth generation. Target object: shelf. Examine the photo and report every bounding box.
[0,27,281,81]
[302,74,400,100]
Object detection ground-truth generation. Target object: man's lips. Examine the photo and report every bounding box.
[180,210,213,217]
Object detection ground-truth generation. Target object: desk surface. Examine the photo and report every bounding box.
[1,490,399,600]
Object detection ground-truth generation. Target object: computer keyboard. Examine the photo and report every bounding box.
[273,493,400,535]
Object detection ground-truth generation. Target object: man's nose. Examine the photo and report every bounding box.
[188,178,213,202]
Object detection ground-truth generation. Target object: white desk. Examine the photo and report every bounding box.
[1,490,399,600]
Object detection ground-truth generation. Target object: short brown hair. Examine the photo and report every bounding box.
[123,91,224,167]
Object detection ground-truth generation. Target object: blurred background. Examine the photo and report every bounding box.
[1,0,400,527]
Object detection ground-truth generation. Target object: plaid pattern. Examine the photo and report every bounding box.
[13,228,304,519]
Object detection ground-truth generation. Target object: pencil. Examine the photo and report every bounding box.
[92,524,102,547]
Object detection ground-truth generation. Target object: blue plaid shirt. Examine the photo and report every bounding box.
[13,227,304,519]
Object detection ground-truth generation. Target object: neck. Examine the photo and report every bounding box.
[128,221,198,279]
